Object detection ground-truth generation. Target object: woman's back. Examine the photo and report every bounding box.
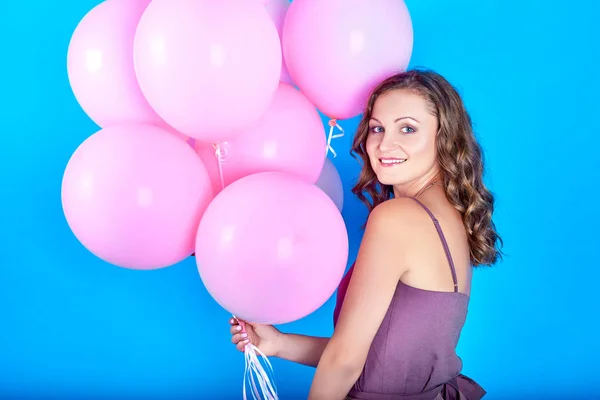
[308,70,500,399]
[333,197,486,400]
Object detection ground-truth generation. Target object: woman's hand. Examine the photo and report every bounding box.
[229,317,282,357]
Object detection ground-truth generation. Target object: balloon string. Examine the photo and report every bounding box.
[326,119,344,158]
[212,142,227,190]
[244,345,278,400]
[233,316,279,400]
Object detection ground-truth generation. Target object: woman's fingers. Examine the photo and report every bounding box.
[231,332,249,344]
[236,339,250,352]
[229,317,250,352]
[230,323,245,335]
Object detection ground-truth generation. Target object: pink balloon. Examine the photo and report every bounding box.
[194,83,326,193]
[196,172,348,324]
[133,0,282,143]
[265,0,293,85]
[316,158,344,212]
[61,124,214,270]
[67,0,186,141]
[282,0,413,119]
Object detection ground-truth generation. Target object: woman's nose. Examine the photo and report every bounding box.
[378,133,398,152]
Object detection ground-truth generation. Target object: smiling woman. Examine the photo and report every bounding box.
[351,69,500,267]
[304,69,501,399]
[365,90,439,192]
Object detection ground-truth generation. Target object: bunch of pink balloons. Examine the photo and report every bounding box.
[61,0,412,325]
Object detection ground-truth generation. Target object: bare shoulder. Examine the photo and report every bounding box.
[366,197,425,230]
[360,198,432,271]
[366,197,439,245]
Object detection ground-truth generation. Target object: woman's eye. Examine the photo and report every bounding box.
[401,126,416,134]
[370,126,384,133]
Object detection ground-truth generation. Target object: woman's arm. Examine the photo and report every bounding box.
[308,198,417,399]
[276,333,330,367]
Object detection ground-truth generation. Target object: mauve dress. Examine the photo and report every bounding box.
[333,198,486,400]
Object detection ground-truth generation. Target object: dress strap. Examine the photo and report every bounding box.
[410,198,459,293]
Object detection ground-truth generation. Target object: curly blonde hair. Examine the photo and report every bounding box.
[351,69,502,266]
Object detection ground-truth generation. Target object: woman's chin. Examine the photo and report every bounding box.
[375,174,402,187]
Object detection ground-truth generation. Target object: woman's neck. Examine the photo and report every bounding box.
[393,170,442,198]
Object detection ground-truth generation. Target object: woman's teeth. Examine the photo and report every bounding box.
[380,158,406,165]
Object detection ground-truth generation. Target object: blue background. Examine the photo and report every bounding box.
[1,0,598,399]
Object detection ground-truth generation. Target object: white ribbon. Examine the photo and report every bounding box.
[231,316,279,400]
[212,142,228,190]
[326,119,344,158]
[243,342,279,400]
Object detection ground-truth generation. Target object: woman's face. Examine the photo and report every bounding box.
[365,89,440,194]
